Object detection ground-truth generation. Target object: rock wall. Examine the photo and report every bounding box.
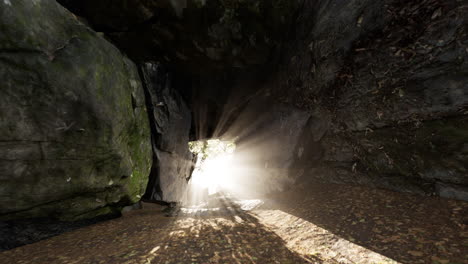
[140,63,194,203]
[210,0,467,201]
[43,0,468,201]
[0,0,152,221]
[270,0,468,200]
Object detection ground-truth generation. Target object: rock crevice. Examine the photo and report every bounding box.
[139,62,194,203]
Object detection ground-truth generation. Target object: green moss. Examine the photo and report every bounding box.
[122,118,152,202]
[0,0,153,221]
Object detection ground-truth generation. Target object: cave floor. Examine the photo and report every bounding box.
[0,184,466,264]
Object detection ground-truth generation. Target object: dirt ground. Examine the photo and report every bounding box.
[0,183,466,264]
[264,183,468,264]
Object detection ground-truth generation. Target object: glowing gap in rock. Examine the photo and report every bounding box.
[188,139,236,196]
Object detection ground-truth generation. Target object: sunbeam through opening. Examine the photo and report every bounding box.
[188,139,236,200]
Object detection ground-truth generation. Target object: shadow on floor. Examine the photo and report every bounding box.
[0,213,119,252]
[0,198,316,264]
[144,197,314,264]
[266,182,467,264]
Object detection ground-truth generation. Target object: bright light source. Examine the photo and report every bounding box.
[188,139,236,196]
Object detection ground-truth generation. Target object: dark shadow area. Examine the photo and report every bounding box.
[0,213,119,252]
[267,182,468,264]
[0,198,316,264]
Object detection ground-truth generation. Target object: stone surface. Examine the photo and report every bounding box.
[0,0,152,220]
[198,0,467,201]
[270,0,468,199]
[436,182,468,201]
[57,0,299,73]
[2,0,466,208]
[141,62,194,203]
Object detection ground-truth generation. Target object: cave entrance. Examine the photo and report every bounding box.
[187,139,236,203]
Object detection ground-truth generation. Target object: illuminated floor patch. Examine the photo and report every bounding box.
[2,190,464,264]
[253,209,399,264]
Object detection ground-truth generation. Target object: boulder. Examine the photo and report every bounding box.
[140,63,194,203]
[0,0,152,220]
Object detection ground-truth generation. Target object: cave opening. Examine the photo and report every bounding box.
[1,0,467,262]
[187,139,237,204]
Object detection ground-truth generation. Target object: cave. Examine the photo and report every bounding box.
[0,0,467,263]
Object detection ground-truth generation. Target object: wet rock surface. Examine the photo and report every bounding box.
[0,0,152,220]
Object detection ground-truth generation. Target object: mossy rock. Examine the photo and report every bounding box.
[0,0,152,221]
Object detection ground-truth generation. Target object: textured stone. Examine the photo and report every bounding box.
[0,0,152,220]
[271,0,468,200]
[436,183,468,201]
[140,62,193,203]
[57,0,298,73]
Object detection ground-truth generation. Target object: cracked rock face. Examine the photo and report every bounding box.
[140,62,194,203]
[0,0,152,221]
